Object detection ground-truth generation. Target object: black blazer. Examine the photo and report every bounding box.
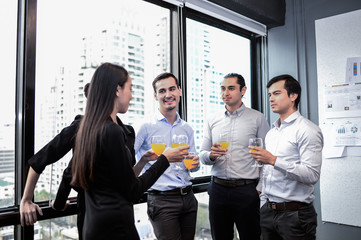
[83,117,169,240]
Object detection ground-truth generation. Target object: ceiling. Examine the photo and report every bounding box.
[208,0,286,29]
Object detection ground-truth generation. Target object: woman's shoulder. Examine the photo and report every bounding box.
[103,121,126,140]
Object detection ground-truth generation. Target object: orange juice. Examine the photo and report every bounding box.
[151,143,166,156]
[219,142,230,149]
[250,146,263,152]
[172,143,189,152]
[184,159,195,169]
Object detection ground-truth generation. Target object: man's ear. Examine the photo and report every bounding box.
[179,87,182,97]
[241,86,247,96]
[154,92,158,101]
[290,93,298,102]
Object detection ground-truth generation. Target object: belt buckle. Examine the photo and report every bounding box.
[270,202,277,210]
[180,187,187,196]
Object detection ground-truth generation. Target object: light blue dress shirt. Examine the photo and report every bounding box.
[134,111,196,191]
[199,104,270,191]
[260,111,324,206]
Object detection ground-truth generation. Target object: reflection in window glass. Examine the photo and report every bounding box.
[186,18,251,177]
[34,0,169,238]
[0,0,17,211]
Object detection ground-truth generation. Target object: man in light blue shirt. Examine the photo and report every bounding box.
[249,74,323,240]
[200,73,270,240]
[134,72,199,240]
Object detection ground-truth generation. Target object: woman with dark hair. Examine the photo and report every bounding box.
[71,62,188,239]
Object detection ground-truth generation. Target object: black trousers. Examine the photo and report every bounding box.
[208,180,261,240]
[147,191,198,240]
[260,202,317,240]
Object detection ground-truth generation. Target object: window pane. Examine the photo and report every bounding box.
[186,18,251,177]
[36,216,77,240]
[194,192,212,239]
[133,193,214,240]
[34,0,170,237]
[0,0,17,209]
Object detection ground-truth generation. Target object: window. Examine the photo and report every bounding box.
[34,0,170,238]
[186,18,251,177]
[0,1,17,238]
[0,0,17,209]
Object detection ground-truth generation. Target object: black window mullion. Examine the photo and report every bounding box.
[15,0,37,238]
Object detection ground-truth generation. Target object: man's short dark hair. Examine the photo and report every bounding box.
[224,73,246,90]
[152,72,179,93]
[267,74,301,109]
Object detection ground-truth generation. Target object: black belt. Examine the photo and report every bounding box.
[148,185,192,196]
[267,200,309,211]
[212,176,258,187]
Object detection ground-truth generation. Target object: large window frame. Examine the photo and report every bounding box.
[0,0,266,239]
[179,7,264,119]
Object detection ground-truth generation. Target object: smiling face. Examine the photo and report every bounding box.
[268,80,298,120]
[221,77,246,111]
[154,76,182,113]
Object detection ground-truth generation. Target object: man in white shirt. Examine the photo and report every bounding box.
[200,73,270,240]
[249,74,323,240]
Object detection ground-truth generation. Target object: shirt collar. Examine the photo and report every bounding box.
[224,103,245,117]
[273,110,300,128]
[155,110,181,125]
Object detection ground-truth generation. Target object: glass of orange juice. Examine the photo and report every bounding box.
[172,135,189,150]
[249,137,263,167]
[150,135,166,156]
[184,151,197,168]
[218,133,230,150]
[218,133,230,160]
[184,152,197,180]
[172,134,188,170]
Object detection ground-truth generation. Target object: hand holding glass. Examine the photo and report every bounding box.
[249,138,263,167]
[183,152,197,180]
[183,152,197,170]
[217,133,230,160]
[150,135,166,156]
[172,135,189,170]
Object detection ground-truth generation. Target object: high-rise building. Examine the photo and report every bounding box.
[0,123,15,207]
[0,123,15,175]
[35,13,149,196]
[186,22,225,177]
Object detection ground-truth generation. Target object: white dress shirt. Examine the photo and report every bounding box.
[260,111,324,206]
[199,104,270,191]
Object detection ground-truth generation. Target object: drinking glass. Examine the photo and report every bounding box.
[172,135,189,150]
[218,133,230,160]
[218,133,230,150]
[150,135,166,156]
[183,152,197,180]
[249,137,263,167]
[172,134,189,170]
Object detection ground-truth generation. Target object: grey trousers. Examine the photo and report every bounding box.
[147,191,198,240]
[260,202,317,240]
